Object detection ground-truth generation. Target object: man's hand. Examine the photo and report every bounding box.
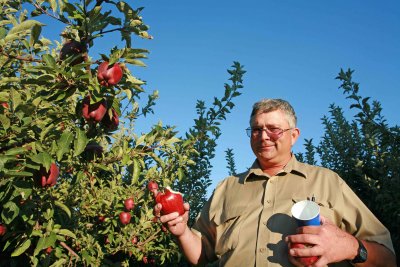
[154,202,190,237]
[154,202,204,265]
[286,215,358,266]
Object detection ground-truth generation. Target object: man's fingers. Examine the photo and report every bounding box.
[159,212,179,224]
[183,202,190,210]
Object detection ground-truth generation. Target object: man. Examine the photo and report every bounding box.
[155,98,396,266]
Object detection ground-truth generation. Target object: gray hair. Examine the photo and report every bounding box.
[250,99,297,128]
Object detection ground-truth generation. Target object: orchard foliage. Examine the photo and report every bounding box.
[0,0,245,266]
[297,69,400,262]
[175,62,245,225]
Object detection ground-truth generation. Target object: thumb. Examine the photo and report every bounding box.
[183,202,190,211]
[320,214,332,225]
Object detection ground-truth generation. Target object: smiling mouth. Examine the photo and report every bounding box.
[260,145,274,150]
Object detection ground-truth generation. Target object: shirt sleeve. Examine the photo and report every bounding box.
[339,178,395,254]
[191,191,218,264]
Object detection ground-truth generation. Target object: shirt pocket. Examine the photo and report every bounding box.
[213,206,245,256]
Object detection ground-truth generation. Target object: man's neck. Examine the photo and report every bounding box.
[260,154,292,176]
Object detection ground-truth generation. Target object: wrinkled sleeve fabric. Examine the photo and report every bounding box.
[338,178,395,254]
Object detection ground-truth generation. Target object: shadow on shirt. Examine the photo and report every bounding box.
[266,213,297,267]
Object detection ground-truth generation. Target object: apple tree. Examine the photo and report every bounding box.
[296,69,400,262]
[0,0,245,266]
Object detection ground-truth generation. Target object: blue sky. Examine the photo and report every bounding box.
[39,1,399,194]
[129,0,399,193]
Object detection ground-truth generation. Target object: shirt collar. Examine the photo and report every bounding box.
[240,155,307,183]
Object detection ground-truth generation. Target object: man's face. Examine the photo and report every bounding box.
[250,110,299,168]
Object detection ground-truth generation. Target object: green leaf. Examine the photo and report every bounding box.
[40,123,55,141]
[57,229,76,239]
[30,24,42,47]
[1,201,19,224]
[49,0,57,12]
[42,54,56,69]
[0,114,10,130]
[10,89,22,110]
[30,152,52,170]
[11,239,31,257]
[4,147,26,156]
[56,131,74,161]
[55,201,71,218]
[49,259,67,267]
[123,88,132,101]
[0,77,20,85]
[124,58,146,67]
[73,129,88,157]
[34,237,46,256]
[8,20,44,35]
[3,170,33,177]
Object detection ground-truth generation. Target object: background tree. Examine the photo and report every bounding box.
[225,148,237,177]
[174,64,245,225]
[296,69,399,263]
[0,0,245,266]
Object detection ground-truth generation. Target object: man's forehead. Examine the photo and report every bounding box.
[251,110,289,125]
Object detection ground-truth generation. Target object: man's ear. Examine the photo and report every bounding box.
[291,128,300,146]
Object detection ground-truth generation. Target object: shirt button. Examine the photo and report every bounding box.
[266,199,271,204]
[259,248,266,253]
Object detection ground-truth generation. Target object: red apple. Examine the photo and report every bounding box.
[82,96,107,123]
[84,142,104,160]
[0,224,7,236]
[155,187,185,216]
[290,243,319,266]
[59,40,87,65]
[98,216,106,223]
[147,181,158,191]
[97,62,123,87]
[45,247,53,254]
[124,198,135,211]
[119,211,131,225]
[131,236,138,244]
[101,108,119,130]
[147,181,159,198]
[37,163,59,187]
[1,102,9,109]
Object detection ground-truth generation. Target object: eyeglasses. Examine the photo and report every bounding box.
[246,127,292,139]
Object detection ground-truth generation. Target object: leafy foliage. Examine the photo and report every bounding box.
[297,68,400,262]
[0,0,244,266]
[224,148,237,176]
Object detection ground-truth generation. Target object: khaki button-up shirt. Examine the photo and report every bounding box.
[192,156,394,266]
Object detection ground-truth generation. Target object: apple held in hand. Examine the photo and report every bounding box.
[82,96,107,123]
[97,62,123,87]
[155,187,185,216]
[37,163,59,187]
[290,243,319,266]
[119,211,131,225]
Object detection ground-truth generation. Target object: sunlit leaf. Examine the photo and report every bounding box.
[11,239,31,257]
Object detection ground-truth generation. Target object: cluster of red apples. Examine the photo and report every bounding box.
[81,60,122,130]
[30,41,125,189]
